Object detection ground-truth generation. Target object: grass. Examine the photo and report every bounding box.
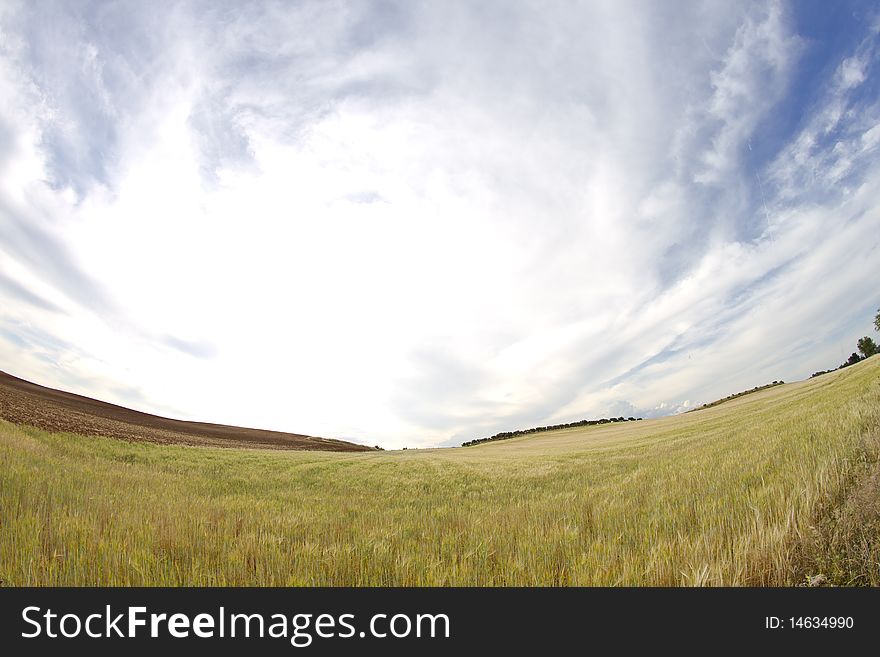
[1,357,879,586]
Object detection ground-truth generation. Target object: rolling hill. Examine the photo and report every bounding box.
[1,357,878,586]
[0,370,372,452]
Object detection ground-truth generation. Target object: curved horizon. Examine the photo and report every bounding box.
[1,1,879,448]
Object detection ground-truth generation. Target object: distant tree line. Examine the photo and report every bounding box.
[460,309,880,448]
[685,381,784,412]
[461,416,642,447]
[811,308,879,377]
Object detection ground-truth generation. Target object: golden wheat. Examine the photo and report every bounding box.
[1,358,878,586]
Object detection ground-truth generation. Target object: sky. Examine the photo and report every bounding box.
[1,0,879,449]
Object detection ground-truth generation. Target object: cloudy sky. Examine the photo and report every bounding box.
[1,1,879,448]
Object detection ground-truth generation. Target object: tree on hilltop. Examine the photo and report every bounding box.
[857,336,878,359]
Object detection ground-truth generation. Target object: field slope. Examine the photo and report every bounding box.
[0,370,371,452]
[1,357,879,586]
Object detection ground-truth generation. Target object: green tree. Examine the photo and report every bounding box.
[875,307,880,332]
[857,336,878,359]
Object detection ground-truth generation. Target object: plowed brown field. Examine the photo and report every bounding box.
[0,370,372,452]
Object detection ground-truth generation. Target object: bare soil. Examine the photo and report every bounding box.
[0,370,374,452]
[792,431,880,586]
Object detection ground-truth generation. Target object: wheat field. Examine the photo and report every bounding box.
[1,357,879,586]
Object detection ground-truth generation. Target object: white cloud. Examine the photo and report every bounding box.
[0,1,878,448]
[692,1,802,185]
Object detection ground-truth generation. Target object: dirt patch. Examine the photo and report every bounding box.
[0,370,374,452]
[792,432,880,586]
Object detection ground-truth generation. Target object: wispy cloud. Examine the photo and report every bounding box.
[0,270,61,313]
[0,1,878,448]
